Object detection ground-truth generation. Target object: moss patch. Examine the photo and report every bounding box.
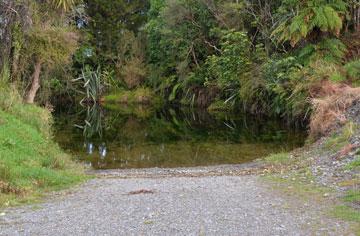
[263,169,331,202]
[345,156,360,171]
[264,153,293,165]
[343,190,360,203]
[331,205,360,222]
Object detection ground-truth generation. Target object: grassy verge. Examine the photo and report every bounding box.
[324,121,357,152]
[103,87,162,106]
[0,84,87,208]
[332,184,360,234]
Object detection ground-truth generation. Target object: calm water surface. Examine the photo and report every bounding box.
[53,105,306,170]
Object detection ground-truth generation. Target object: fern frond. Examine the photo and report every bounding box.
[273,0,347,46]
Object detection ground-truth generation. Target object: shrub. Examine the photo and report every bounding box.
[344,59,360,86]
[205,30,253,90]
[121,57,147,89]
[261,56,310,119]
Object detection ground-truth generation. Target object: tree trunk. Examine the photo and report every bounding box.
[25,60,42,104]
[10,49,20,81]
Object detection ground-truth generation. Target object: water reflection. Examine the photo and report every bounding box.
[53,104,307,169]
[85,142,94,155]
[99,143,107,158]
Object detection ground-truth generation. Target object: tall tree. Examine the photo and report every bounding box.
[85,0,149,64]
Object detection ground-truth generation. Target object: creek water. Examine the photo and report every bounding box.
[53,104,306,170]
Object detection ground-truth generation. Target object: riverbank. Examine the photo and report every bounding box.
[103,88,163,106]
[0,86,86,208]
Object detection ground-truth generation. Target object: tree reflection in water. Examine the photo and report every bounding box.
[54,104,307,170]
[75,105,108,165]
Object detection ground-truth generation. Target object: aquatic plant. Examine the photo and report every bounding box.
[73,66,103,104]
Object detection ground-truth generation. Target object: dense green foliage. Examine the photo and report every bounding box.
[0,0,80,104]
[1,0,359,119]
[137,0,359,119]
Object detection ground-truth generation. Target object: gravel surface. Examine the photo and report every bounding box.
[0,169,352,236]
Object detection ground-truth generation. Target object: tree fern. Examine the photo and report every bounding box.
[273,0,347,46]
